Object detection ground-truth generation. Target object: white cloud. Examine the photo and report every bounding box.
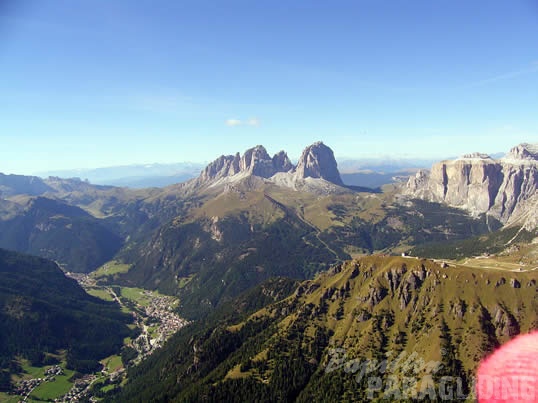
[225,119,243,127]
[225,117,260,127]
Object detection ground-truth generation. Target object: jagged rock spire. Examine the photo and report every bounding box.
[294,141,343,185]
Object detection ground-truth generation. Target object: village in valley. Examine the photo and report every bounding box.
[69,269,189,358]
[6,269,187,402]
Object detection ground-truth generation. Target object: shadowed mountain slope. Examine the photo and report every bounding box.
[0,248,132,383]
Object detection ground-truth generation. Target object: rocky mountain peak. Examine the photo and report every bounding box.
[504,143,538,161]
[272,151,294,173]
[294,141,343,185]
[199,153,240,182]
[239,145,275,178]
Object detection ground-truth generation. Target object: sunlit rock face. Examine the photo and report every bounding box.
[405,143,538,227]
[294,141,344,186]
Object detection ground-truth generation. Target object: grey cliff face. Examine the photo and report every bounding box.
[200,146,277,181]
[200,153,240,182]
[272,151,294,173]
[405,143,538,226]
[294,141,344,185]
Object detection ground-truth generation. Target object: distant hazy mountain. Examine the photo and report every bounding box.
[36,162,205,188]
[338,153,505,174]
[337,158,440,189]
[338,153,506,189]
[337,158,436,173]
[340,171,405,189]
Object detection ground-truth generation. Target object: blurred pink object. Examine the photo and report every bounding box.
[477,331,538,402]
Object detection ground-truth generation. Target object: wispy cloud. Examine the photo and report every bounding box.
[225,117,260,127]
[462,62,538,88]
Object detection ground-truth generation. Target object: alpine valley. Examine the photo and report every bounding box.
[0,142,537,401]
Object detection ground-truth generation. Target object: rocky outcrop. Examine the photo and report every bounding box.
[367,284,387,307]
[384,265,407,293]
[492,305,520,338]
[505,143,538,161]
[405,143,538,227]
[294,141,344,185]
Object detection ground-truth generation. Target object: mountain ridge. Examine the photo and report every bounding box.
[0,196,123,272]
[115,254,538,402]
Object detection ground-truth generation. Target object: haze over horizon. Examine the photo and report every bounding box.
[1,0,538,175]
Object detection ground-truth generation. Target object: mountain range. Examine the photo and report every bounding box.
[1,142,537,304]
[33,149,448,190]
[0,141,537,400]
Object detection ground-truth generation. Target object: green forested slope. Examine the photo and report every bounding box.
[0,248,133,389]
[115,256,537,402]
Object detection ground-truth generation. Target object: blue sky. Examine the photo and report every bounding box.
[1,0,537,174]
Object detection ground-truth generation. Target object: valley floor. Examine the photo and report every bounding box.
[1,273,187,402]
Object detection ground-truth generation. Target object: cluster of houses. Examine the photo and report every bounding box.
[45,365,64,377]
[55,375,95,402]
[129,292,188,361]
[13,365,64,398]
[14,377,42,398]
[143,292,188,345]
[12,362,95,403]
[65,272,95,287]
